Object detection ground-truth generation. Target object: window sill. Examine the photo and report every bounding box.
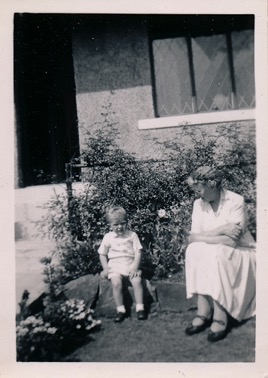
[138,109,255,130]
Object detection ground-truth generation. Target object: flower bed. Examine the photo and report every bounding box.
[16,292,101,361]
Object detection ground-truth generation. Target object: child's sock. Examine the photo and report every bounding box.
[117,305,126,313]
[136,303,144,312]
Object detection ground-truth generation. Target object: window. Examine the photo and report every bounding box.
[150,17,255,117]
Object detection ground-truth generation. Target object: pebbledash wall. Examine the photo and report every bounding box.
[15,17,256,243]
[72,21,255,161]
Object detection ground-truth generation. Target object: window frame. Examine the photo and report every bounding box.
[144,15,255,128]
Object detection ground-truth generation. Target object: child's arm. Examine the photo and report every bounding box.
[129,232,143,278]
[98,234,109,278]
[99,254,109,278]
[129,248,142,278]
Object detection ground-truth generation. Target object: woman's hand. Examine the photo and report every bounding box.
[188,233,197,243]
[221,222,242,240]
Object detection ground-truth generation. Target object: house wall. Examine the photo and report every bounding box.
[72,22,255,160]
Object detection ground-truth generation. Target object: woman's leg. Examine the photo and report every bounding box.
[192,294,212,326]
[185,294,213,335]
[211,300,228,332]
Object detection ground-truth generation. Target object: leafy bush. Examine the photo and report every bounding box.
[36,116,256,281]
[16,259,101,362]
[16,299,101,361]
[16,313,61,361]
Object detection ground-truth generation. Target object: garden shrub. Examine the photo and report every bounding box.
[37,117,256,282]
[16,298,101,361]
[16,259,101,362]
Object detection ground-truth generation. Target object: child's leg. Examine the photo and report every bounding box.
[110,275,124,310]
[130,276,144,309]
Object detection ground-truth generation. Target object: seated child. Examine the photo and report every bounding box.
[98,206,146,322]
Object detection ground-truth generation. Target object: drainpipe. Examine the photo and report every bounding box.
[65,161,88,239]
[65,162,76,237]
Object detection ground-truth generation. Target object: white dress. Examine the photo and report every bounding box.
[185,189,256,321]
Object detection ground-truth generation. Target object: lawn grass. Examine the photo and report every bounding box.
[63,311,255,363]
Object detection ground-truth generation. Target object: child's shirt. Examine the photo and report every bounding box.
[98,230,142,262]
[98,230,143,277]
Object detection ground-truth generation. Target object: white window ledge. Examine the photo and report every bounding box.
[138,109,255,130]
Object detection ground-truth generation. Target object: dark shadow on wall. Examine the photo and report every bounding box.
[71,14,152,94]
[14,14,80,187]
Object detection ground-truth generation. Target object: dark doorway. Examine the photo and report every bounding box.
[14,14,80,187]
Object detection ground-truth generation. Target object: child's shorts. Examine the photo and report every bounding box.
[107,257,133,279]
[108,270,142,280]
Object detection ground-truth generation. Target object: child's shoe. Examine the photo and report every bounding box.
[137,310,147,320]
[114,312,126,323]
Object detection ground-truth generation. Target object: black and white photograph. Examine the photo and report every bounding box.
[1,0,268,377]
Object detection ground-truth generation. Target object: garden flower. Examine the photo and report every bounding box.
[158,209,167,218]
[74,312,86,320]
[33,326,47,333]
[22,316,38,326]
[17,327,29,337]
[47,327,57,334]
[86,319,101,331]
[75,306,84,314]
[170,205,180,215]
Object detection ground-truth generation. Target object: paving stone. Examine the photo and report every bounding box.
[156,282,195,313]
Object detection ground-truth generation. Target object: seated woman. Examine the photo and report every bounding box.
[184,166,256,342]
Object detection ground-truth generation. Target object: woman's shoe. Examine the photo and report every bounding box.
[185,314,212,335]
[207,319,229,342]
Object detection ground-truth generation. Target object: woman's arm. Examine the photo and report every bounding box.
[188,191,247,247]
[200,222,242,240]
[188,233,237,247]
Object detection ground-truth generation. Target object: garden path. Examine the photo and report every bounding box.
[15,239,54,312]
